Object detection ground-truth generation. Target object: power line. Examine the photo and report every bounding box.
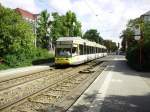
[83,0,102,31]
[50,6,64,15]
[84,0,100,20]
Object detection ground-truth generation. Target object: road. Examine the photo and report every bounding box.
[67,55,150,112]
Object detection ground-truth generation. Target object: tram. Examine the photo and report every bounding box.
[55,37,107,65]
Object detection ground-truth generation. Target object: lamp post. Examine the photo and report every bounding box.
[133,23,143,65]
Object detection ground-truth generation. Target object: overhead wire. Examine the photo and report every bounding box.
[50,6,64,15]
[83,0,102,30]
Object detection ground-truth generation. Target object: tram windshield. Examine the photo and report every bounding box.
[56,48,72,57]
[72,47,77,56]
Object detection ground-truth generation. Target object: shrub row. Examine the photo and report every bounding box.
[0,48,54,70]
[126,41,150,71]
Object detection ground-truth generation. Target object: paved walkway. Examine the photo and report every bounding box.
[67,56,150,112]
[0,63,53,82]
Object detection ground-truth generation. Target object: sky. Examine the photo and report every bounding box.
[1,0,150,43]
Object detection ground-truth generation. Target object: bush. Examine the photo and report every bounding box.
[0,6,55,70]
[126,41,150,71]
[142,41,150,70]
[0,5,35,57]
[4,53,32,68]
[2,48,54,69]
[0,64,9,70]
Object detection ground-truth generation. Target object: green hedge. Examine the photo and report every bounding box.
[126,41,150,71]
[0,48,54,70]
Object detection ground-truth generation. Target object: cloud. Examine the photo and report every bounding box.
[1,0,150,43]
[48,0,72,14]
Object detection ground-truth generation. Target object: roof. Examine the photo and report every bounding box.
[142,10,150,16]
[56,37,106,49]
[57,37,82,41]
[15,8,39,20]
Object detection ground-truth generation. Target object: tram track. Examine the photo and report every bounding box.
[0,60,109,112]
[0,66,78,91]
[0,63,89,111]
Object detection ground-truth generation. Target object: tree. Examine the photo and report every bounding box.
[83,29,103,44]
[0,5,35,57]
[103,40,117,52]
[121,17,150,71]
[120,28,135,52]
[50,12,64,42]
[64,11,82,37]
[36,10,51,49]
[50,11,82,42]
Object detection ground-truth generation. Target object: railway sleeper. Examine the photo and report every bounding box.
[53,89,70,92]
[42,93,62,99]
[15,101,52,112]
[28,95,59,104]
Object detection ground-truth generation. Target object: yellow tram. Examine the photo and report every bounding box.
[55,37,107,65]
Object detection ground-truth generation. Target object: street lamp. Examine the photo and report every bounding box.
[134,25,141,40]
[133,23,143,65]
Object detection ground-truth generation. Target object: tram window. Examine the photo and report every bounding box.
[56,48,71,57]
[72,47,77,56]
[90,47,92,54]
[86,46,89,54]
[87,46,89,54]
[89,46,91,54]
[79,44,84,55]
[84,45,87,55]
[102,48,104,53]
[93,47,94,53]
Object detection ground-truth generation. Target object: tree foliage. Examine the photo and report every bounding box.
[83,29,117,52]
[120,28,135,52]
[0,5,52,70]
[121,17,150,71]
[103,40,118,52]
[65,11,82,36]
[83,29,103,44]
[36,10,51,49]
[0,5,35,56]
[50,11,82,42]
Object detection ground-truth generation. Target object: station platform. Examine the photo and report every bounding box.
[67,56,150,112]
[0,63,54,82]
